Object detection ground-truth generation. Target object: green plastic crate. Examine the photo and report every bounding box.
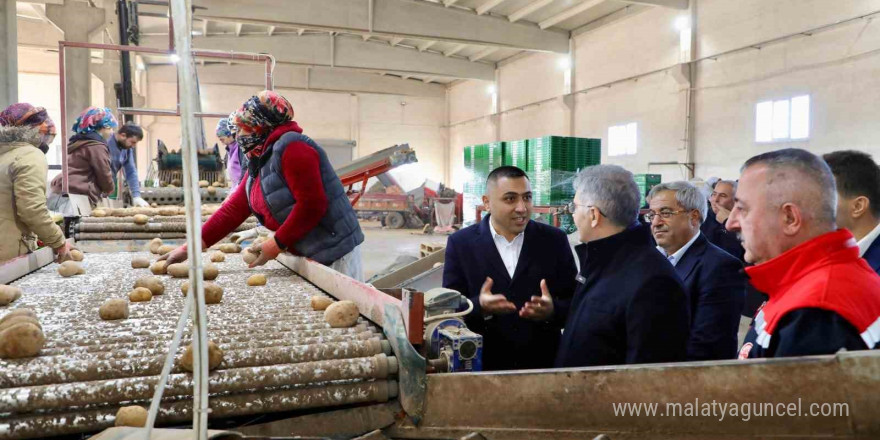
[634,174,662,208]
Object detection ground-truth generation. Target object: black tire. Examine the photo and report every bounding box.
[385,212,405,229]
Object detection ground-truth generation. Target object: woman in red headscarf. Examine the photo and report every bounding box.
[0,103,72,262]
[161,91,364,280]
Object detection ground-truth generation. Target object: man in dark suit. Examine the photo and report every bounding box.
[647,181,746,360]
[443,166,577,371]
[548,165,689,368]
[700,180,746,261]
[823,151,880,275]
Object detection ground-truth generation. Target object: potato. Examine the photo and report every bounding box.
[209,252,225,263]
[99,299,129,320]
[219,243,241,254]
[70,249,84,261]
[324,300,359,328]
[149,237,163,254]
[0,308,35,326]
[166,263,190,278]
[242,248,259,265]
[206,186,217,195]
[92,208,107,217]
[179,340,223,372]
[128,287,153,302]
[212,181,223,187]
[114,405,148,427]
[246,274,267,286]
[0,314,41,332]
[0,323,45,359]
[0,286,22,307]
[181,281,222,304]
[133,214,149,225]
[203,263,219,281]
[158,207,178,217]
[170,179,181,187]
[134,276,165,295]
[150,261,168,275]
[131,257,151,269]
[58,261,84,277]
[156,244,176,255]
[310,296,334,311]
[198,180,209,188]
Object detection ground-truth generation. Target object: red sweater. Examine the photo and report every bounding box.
[201,122,328,251]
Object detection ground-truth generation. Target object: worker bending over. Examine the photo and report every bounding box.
[0,103,72,263]
[161,91,364,280]
[731,149,880,358]
[47,107,117,215]
[108,123,149,207]
[443,166,577,371]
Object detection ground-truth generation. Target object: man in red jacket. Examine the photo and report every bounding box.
[162,91,364,279]
[728,148,880,359]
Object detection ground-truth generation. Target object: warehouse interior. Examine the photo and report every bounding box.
[1,0,880,439]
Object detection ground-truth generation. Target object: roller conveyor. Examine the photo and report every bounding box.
[0,251,398,439]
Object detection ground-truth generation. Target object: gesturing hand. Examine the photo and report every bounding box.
[479,277,517,316]
[519,279,554,322]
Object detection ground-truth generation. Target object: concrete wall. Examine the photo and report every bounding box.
[143,75,447,191]
[448,0,880,188]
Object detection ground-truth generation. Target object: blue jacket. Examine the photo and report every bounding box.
[246,131,363,265]
[700,209,745,262]
[673,233,746,360]
[863,234,880,276]
[107,136,140,197]
[443,216,577,371]
[555,224,689,368]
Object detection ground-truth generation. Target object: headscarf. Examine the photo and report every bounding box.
[0,103,56,138]
[230,90,294,156]
[215,116,236,138]
[72,107,118,135]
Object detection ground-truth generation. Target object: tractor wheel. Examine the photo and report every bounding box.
[385,212,406,229]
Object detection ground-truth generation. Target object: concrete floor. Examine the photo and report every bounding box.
[359,220,449,280]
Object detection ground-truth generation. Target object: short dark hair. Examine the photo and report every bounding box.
[118,123,144,140]
[823,150,880,218]
[742,148,837,226]
[486,166,529,184]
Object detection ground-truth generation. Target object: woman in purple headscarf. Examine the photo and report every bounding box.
[48,107,118,213]
[217,116,246,187]
[0,103,72,262]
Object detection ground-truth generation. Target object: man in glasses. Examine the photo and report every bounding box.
[647,182,746,361]
[443,166,577,371]
[552,165,689,368]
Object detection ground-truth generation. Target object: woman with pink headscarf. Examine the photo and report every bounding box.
[0,103,72,262]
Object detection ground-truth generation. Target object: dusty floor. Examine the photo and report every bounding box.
[358,220,450,280]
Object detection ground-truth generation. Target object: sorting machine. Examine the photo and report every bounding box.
[2,238,879,439]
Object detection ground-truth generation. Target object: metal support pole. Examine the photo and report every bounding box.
[169,0,209,438]
[59,43,68,195]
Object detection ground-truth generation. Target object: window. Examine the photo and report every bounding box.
[608,122,638,156]
[756,95,810,142]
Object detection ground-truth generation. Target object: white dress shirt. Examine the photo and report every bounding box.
[489,219,525,278]
[657,230,701,267]
[858,221,880,257]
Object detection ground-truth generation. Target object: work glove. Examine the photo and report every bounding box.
[132,197,150,208]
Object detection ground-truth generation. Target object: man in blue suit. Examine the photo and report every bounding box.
[549,165,689,368]
[823,151,880,275]
[700,180,746,262]
[648,181,746,360]
[443,166,577,371]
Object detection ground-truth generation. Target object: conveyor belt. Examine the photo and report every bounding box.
[0,251,397,439]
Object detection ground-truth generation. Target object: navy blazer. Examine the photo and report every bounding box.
[863,234,880,276]
[443,215,577,371]
[674,233,747,361]
[555,224,690,368]
[701,209,745,262]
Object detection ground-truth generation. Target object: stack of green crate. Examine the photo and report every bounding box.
[634,174,662,208]
[528,136,601,206]
[503,139,528,170]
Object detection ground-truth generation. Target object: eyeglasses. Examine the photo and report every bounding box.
[643,210,688,222]
[567,201,605,217]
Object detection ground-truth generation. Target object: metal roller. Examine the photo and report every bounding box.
[1,380,397,440]
[0,354,397,414]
